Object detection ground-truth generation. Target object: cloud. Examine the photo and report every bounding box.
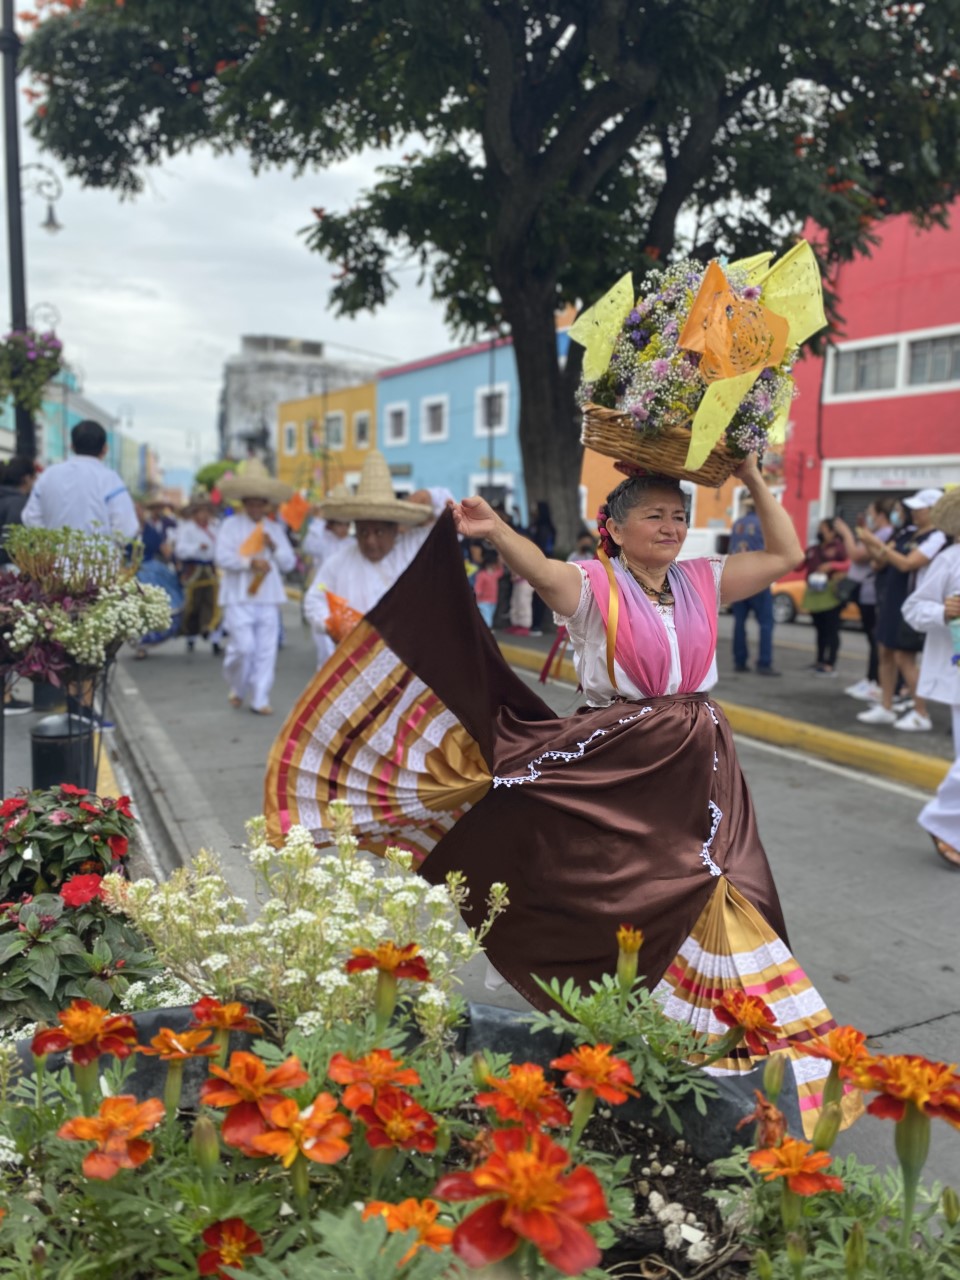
[0,134,454,472]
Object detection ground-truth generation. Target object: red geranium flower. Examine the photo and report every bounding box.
[111,795,134,818]
[200,1052,309,1155]
[550,1044,638,1105]
[78,801,101,816]
[749,1136,845,1196]
[107,834,129,859]
[58,1095,165,1180]
[191,996,260,1033]
[355,1086,438,1152]
[59,874,105,908]
[0,797,27,817]
[59,784,89,797]
[197,1218,264,1277]
[32,999,138,1065]
[714,990,781,1056]
[476,1062,571,1131]
[434,1127,609,1275]
[327,1049,421,1111]
[345,941,431,981]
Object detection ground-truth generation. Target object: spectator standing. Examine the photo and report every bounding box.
[857,489,946,731]
[473,549,503,628]
[729,495,780,676]
[566,528,598,562]
[22,420,138,539]
[800,518,850,676]
[835,501,895,702]
[527,500,556,636]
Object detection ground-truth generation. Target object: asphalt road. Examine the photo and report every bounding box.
[109,605,960,1189]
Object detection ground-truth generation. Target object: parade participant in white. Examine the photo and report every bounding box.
[22,420,139,539]
[303,451,452,653]
[901,489,960,867]
[300,486,355,668]
[215,462,295,715]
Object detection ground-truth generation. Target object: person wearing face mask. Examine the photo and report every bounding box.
[856,489,946,731]
[800,518,850,675]
[834,498,896,701]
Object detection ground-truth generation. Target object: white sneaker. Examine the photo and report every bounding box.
[856,705,898,725]
[892,697,914,714]
[844,678,880,701]
[894,709,933,732]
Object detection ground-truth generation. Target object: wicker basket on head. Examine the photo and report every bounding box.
[580,403,741,488]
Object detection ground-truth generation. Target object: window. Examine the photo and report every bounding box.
[384,403,409,446]
[420,395,449,443]
[282,421,299,455]
[325,411,345,450]
[474,383,510,436]
[908,334,960,386]
[353,411,371,448]
[832,345,897,394]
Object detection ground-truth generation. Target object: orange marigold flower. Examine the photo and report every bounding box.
[714,990,781,1056]
[793,1025,870,1070]
[250,1094,351,1167]
[476,1062,571,1132]
[362,1198,453,1266]
[749,1135,844,1196]
[845,1053,960,1127]
[32,999,139,1066]
[327,1049,421,1111]
[200,1052,309,1155]
[191,996,260,1033]
[735,1089,787,1149]
[550,1044,638,1105]
[616,924,644,953]
[137,1027,218,1061]
[434,1127,609,1275]
[58,1095,165,1180]
[198,1218,264,1277]
[345,941,430,981]
[355,1086,438,1152]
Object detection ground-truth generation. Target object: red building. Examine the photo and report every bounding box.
[784,213,960,542]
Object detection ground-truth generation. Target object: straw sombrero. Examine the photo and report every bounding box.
[930,487,960,538]
[219,459,293,504]
[317,451,430,525]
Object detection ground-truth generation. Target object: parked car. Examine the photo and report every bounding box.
[771,575,861,626]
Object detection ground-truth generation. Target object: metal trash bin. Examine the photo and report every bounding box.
[30,713,95,791]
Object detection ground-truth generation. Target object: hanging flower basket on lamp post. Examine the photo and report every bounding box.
[0,326,63,419]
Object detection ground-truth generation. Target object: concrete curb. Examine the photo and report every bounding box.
[499,642,948,793]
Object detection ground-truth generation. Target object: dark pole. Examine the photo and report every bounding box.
[487,334,495,494]
[0,0,33,460]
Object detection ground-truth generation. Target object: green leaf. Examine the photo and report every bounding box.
[0,933,30,965]
[23,944,61,999]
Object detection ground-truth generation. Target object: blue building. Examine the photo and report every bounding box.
[35,370,121,468]
[377,337,528,525]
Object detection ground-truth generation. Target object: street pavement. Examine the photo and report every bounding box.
[90,607,960,1188]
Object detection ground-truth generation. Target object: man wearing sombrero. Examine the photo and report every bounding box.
[215,460,296,714]
[302,451,452,659]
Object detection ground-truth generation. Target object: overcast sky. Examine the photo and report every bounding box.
[0,126,453,477]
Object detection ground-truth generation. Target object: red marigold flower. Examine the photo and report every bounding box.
[32,999,138,1065]
[362,1198,453,1266]
[250,1093,351,1166]
[749,1135,845,1196]
[476,1062,571,1132]
[197,1218,264,1277]
[845,1053,960,1127]
[550,1044,638,1105]
[58,1095,165,1180]
[355,1086,438,1153]
[794,1025,870,1071]
[714,990,781,1056]
[59,784,89,797]
[137,1027,218,1061]
[59,874,105,908]
[191,996,260,1033]
[107,834,129,859]
[345,941,431,981]
[0,797,27,817]
[434,1127,609,1275]
[327,1049,421,1111]
[200,1052,309,1155]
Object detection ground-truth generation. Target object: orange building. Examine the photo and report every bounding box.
[276,381,376,495]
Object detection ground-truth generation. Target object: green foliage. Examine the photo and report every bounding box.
[0,328,63,417]
[192,459,236,493]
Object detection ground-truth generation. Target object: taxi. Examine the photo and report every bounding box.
[771,575,861,626]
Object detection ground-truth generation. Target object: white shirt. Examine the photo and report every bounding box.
[173,519,218,563]
[304,487,452,632]
[214,513,296,607]
[302,520,356,566]
[555,557,725,706]
[915,528,948,587]
[901,543,960,707]
[22,455,139,539]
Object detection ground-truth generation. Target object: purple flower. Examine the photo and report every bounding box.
[743,285,761,300]
[651,358,672,379]
[627,308,642,325]
[630,405,650,423]
[759,368,775,381]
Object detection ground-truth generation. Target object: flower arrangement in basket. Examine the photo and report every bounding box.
[569,240,827,486]
[0,526,171,684]
[0,327,63,417]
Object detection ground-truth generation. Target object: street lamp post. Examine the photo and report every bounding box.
[0,0,32,458]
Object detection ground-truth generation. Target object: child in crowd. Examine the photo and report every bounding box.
[473,548,503,628]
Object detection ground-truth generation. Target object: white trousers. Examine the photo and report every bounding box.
[314,629,336,670]
[918,703,960,850]
[222,602,280,711]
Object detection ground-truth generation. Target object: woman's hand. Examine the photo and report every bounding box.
[732,453,762,482]
[452,495,500,540]
[945,593,960,621]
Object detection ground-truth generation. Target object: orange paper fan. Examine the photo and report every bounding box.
[279,492,310,532]
[238,522,266,557]
[325,592,363,643]
[678,261,789,383]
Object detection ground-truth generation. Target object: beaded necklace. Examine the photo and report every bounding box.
[618,553,675,606]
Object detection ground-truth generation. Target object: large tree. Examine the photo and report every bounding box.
[24,0,960,539]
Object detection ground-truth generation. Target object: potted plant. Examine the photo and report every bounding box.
[0,327,63,419]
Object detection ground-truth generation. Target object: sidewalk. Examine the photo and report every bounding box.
[500,614,952,791]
